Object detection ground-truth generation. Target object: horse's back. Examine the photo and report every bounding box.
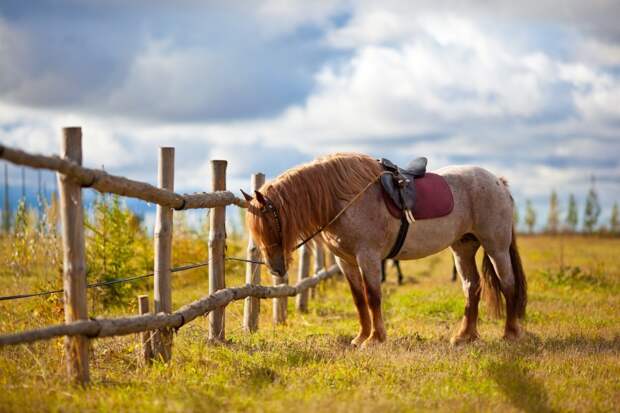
[435,164,500,183]
[435,165,511,199]
[435,165,514,243]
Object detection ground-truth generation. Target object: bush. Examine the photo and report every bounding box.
[85,194,150,308]
[10,199,34,277]
[540,265,604,288]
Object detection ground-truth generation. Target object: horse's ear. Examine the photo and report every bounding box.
[240,189,253,202]
[254,190,267,205]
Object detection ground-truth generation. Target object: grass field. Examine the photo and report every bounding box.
[1,235,619,412]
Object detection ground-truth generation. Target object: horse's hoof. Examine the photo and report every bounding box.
[350,334,369,347]
[503,326,524,341]
[360,332,386,348]
[450,331,479,346]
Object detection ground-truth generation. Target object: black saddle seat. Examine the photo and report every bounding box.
[379,157,427,215]
[403,157,428,176]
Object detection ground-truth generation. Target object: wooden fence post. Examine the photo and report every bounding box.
[296,245,311,312]
[153,147,174,361]
[311,240,325,299]
[58,127,89,385]
[243,172,265,333]
[328,252,336,267]
[328,252,339,285]
[273,274,288,324]
[209,160,227,341]
[137,295,153,366]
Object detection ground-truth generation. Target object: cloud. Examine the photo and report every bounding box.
[344,0,620,42]
[1,1,619,228]
[257,0,349,35]
[0,2,338,121]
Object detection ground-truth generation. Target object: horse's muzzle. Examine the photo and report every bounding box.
[268,264,286,277]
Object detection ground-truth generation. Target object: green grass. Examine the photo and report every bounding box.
[1,235,619,412]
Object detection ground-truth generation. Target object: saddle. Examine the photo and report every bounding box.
[378,157,454,259]
[379,157,427,223]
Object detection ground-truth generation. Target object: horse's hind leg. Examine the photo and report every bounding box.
[381,260,387,283]
[450,234,482,345]
[394,260,404,285]
[336,257,372,346]
[485,250,524,340]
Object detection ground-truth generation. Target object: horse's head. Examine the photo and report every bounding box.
[242,189,288,276]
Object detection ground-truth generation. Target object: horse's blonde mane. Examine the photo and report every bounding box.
[247,152,382,254]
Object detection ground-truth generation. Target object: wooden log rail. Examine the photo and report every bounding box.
[0,265,340,346]
[0,143,247,209]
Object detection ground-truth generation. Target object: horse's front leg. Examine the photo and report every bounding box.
[356,252,387,346]
[336,257,372,346]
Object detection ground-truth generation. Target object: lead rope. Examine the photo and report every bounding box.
[292,171,391,251]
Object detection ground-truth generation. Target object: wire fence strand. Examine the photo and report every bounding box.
[0,256,265,302]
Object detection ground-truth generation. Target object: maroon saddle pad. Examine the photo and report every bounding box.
[382,172,454,220]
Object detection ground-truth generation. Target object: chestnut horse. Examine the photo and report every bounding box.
[244,153,527,347]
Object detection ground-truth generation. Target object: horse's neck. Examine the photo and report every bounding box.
[275,177,337,241]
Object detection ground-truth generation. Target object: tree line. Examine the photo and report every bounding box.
[518,177,619,235]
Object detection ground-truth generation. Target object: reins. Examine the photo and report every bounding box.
[291,171,390,251]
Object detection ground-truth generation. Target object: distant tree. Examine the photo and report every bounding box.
[565,194,578,233]
[583,177,601,234]
[547,190,560,234]
[524,199,537,234]
[610,202,620,235]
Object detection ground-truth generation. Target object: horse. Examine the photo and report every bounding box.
[381,259,458,284]
[243,153,527,347]
[381,259,405,284]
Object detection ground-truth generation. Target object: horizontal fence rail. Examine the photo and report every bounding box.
[0,143,247,210]
[0,265,340,346]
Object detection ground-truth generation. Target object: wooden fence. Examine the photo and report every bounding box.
[0,128,340,385]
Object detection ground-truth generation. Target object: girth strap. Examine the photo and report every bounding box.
[385,217,409,259]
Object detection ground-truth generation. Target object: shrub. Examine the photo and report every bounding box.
[540,265,604,288]
[10,199,35,277]
[85,194,149,308]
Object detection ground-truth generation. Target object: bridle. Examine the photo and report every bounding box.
[258,193,283,249]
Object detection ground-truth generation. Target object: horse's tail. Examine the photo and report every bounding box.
[481,252,504,318]
[481,227,527,319]
[508,228,527,318]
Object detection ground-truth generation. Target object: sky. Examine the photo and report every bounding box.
[1,0,619,229]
